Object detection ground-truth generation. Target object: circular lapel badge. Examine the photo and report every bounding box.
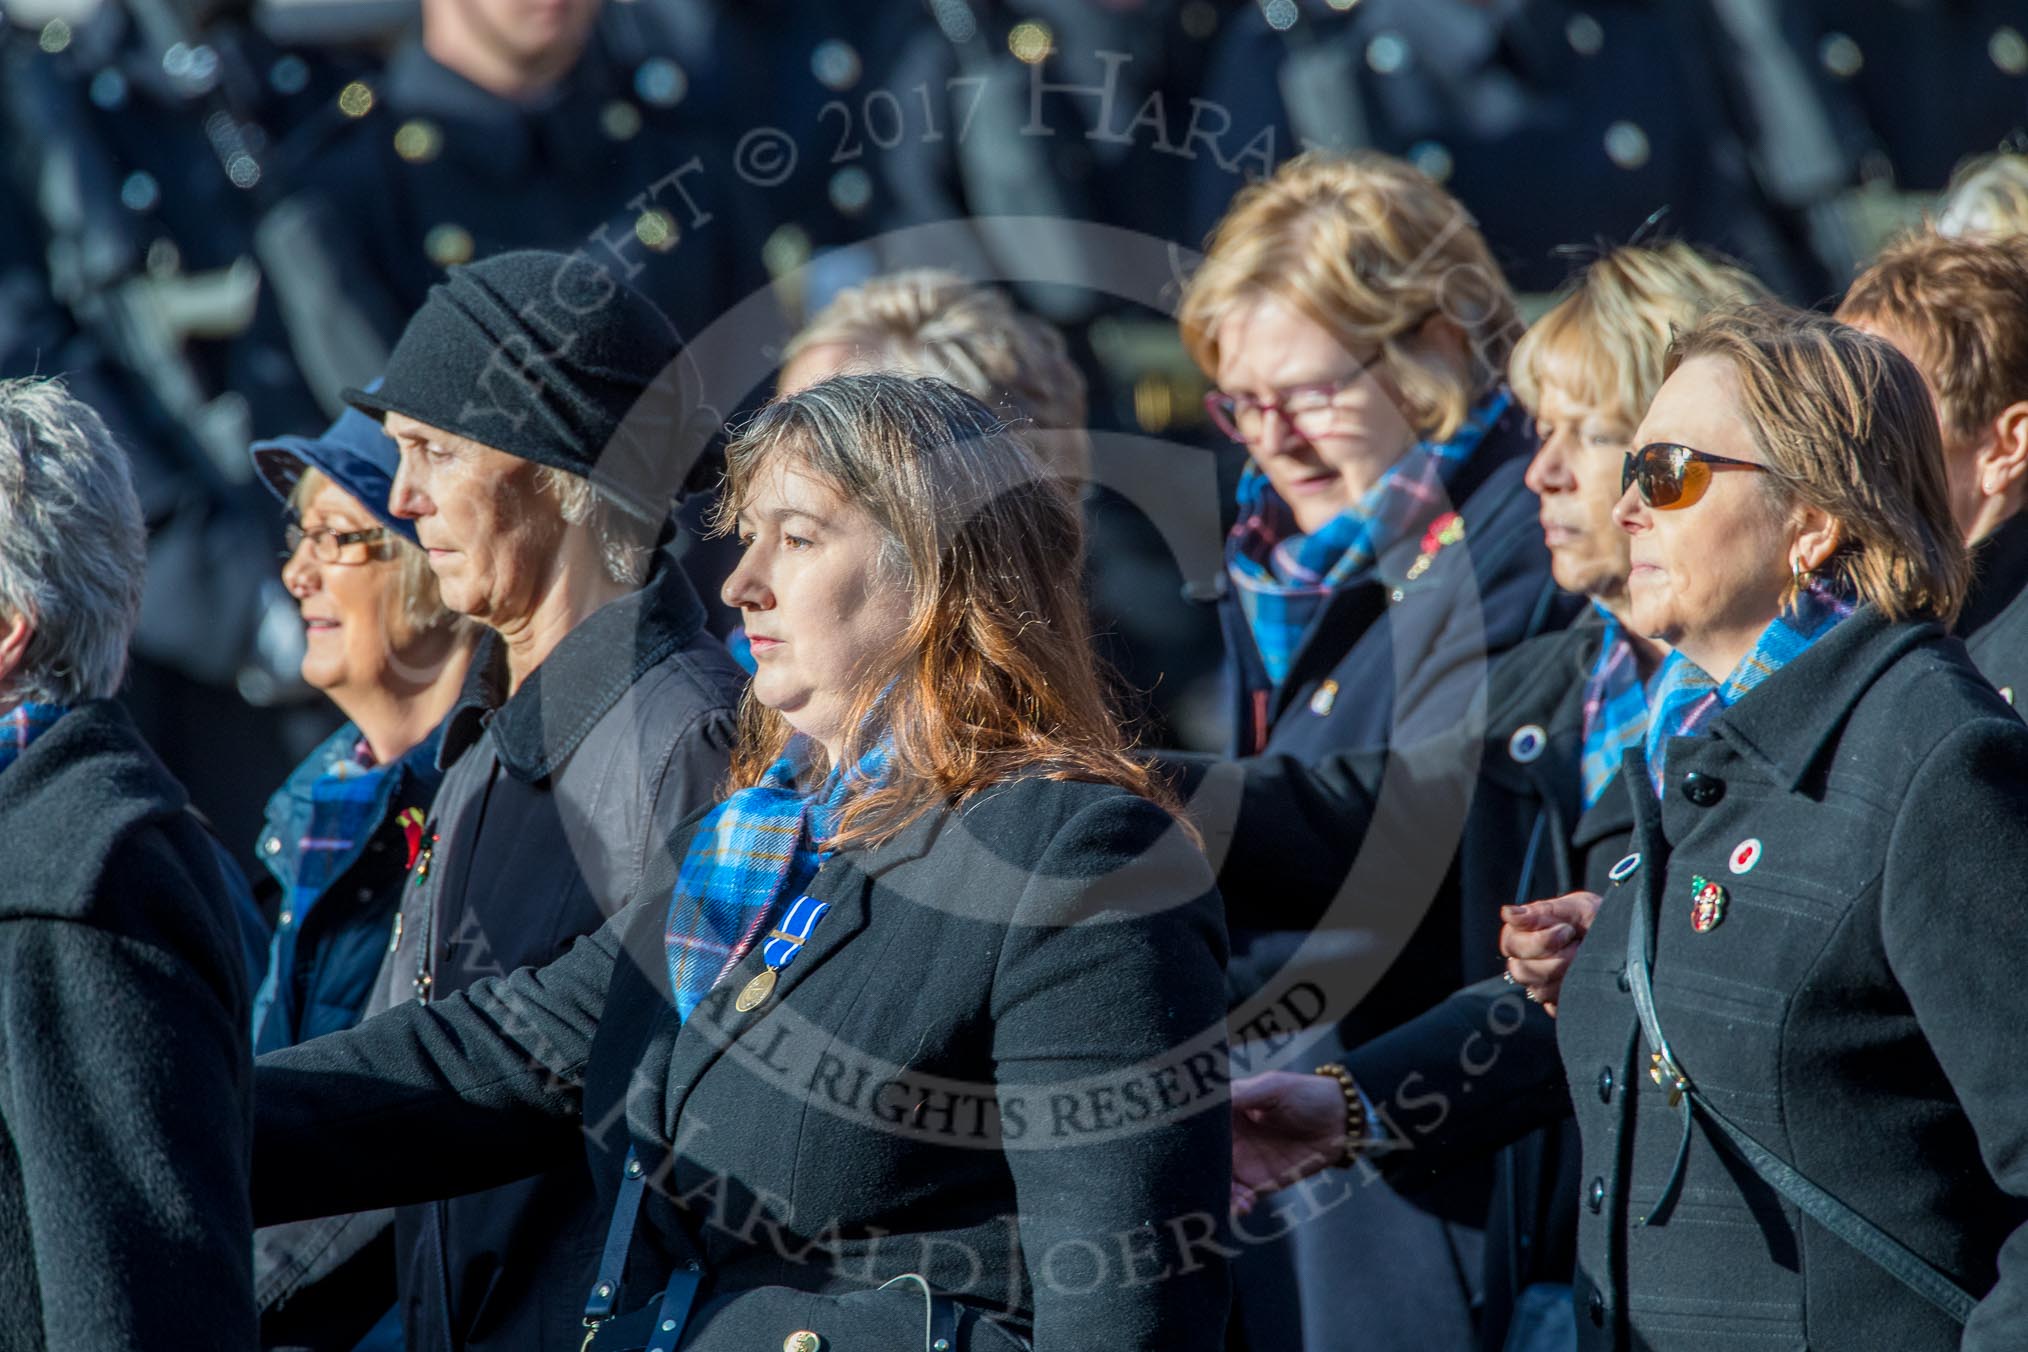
[1508,723,1547,764]
[1608,852,1642,883]
[1728,838,1762,875]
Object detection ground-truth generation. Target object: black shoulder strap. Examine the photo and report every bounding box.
[1623,875,1978,1325]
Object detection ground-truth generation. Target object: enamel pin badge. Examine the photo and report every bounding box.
[1728,838,1761,875]
[1689,875,1728,933]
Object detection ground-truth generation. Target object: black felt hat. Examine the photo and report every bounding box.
[344,250,695,524]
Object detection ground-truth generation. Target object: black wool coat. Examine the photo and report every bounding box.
[1553,608,2028,1349]
[1186,612,1634,1348]
[0,701,253,1352]
[255,777,1233,1351]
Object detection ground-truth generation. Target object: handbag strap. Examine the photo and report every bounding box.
[1622,871,1978,1325]
[583,1149,650,1325]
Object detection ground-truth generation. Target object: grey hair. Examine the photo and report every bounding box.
[0,378,147,704]
[1938,152,2028,239]
[532,466,653,587]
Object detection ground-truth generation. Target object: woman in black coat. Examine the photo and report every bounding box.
[1550,306,2028,1348]
[1177,148,1565,1352]
[253,373,1232,1351]
[1238,305,2028,1349]
[0,379,255,1350]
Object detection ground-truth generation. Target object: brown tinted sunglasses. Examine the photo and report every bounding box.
[1622,442,1769,510]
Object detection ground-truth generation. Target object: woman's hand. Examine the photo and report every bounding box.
[1499,890,1602,1016]
[1230,1071,1346,1214]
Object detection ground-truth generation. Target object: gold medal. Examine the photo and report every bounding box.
[734,967,779,1012]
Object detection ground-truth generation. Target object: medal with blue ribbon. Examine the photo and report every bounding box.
[734,894,829,1012]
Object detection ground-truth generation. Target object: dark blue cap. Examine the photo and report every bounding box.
[248,378,418,546]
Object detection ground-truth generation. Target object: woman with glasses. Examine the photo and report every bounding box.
[1175,150,1565,1352]
[243,395,480,1350]
[1545,303,2028,1349]
[1179,150,1563,763]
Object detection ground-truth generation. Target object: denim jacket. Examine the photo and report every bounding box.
[250,717,447,1350]
[251,718,447,1053]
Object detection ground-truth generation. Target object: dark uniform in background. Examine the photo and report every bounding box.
[0,4,367,871]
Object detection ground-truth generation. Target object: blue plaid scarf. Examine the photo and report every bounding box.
[1643,580,1855,796]
[289,737,389,924]
[1579,606,1651,809]
[0,701,67,776]
[1227,388,1512,691]
[665,736,894,1020]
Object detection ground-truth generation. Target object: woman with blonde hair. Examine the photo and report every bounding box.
[1244,304,2028,1349]
[1209,240,1769,1351]
[243,392,481,1347]
[1177,147,1561,1352]
[252,373,1232,1351]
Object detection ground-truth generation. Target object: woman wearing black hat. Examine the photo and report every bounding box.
[329,250,748,1352]
[254,374,1232,1351]
[243,393,480,1349]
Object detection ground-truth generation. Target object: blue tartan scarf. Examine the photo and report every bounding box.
[1579,606,1651,810]
[0,701,67,776]
[665,736,894,1020]
[1227,388,1512,691]
[289,737,389,923]
[1643,580,1855,796]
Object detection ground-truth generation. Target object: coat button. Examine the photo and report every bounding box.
[783,1333,822,1352]
[1588,1290,1606,1327]
[1617,966,1632,993]
[1681,771,1725,806]
[1597,1067,1614,1103]
[1587,1176,1605,1213]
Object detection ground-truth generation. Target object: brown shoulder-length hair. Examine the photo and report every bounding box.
[711,372,1185,849]
[1668,305,1970,624]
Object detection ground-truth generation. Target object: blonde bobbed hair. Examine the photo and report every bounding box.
[1178,150,1520,441]
[1511,241,1771,428]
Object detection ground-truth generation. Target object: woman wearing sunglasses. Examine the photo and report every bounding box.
[1516,304,2028,1349]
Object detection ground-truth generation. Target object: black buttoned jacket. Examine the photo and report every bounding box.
[1186,613,1633,1347]
[254,777,1233,1351]
[1358,607,2028,1349]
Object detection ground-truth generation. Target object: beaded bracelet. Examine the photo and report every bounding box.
[1313,1062,1369,1167]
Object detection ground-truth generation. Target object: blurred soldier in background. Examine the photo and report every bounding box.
[255,0,769,408]
[0,0,374,866]
[1187,0,1874,301]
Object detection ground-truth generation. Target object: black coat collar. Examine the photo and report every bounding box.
[1959,509,2028,647]
[1700,605,1943,793]
[0,701,188,916]
[439,562,712,781]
